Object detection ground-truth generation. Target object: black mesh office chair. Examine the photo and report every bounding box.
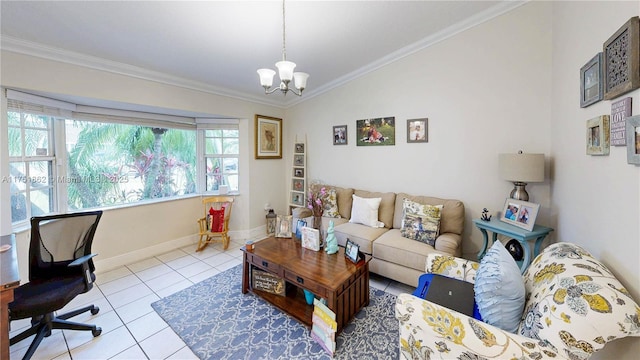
[9,211,103,360]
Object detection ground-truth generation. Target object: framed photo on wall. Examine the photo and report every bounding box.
[255,114,282,159]
[625,115,640,165]
[293,167,304,178]
[292,178,304,192]
[407,118,428,143]
[356,117,395,146]
[500,198,539,231]
[586,115,610,156]
[580,53,603,107]
[333,125,348,145]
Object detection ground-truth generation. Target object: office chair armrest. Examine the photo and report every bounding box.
[68,253,98,267]
[69,253,98,291]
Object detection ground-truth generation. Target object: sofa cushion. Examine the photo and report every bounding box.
[372,229,439,272]
[349,195,384,228]
[400,198,442,246]
[518,242,640,358]
[311,184,354,219]
[394,193,464,235]
[333,222,388,254]
[354,190,396,229]
[322,188,340,218]
[474,240,525,333]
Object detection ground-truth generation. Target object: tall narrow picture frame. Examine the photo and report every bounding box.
[625,115,640,165]
[333,125,347,145]
[255,114,282,159]
[603,16,640,100]
[580,53,603,107]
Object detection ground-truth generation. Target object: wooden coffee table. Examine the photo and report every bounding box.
[241,236,370,333]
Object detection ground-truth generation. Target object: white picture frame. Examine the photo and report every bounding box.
[500,198,539,231]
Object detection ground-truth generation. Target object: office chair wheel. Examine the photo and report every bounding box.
[92,327,102,337]
[90,306,100,315]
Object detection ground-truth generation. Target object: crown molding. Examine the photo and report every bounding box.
[1,1,526,110]
[0,35,286,108]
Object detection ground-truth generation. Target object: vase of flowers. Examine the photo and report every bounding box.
[308,186,326,244]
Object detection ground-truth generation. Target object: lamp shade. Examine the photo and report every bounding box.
[257,68,276,87]
[499,153,545,182]
[293,72,309,90]
[275,60,296,81]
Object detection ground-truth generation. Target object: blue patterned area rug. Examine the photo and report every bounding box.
[151,265,398,360]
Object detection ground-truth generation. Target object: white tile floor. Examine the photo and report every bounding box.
[9,238,414,360]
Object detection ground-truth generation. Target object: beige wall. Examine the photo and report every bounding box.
[550,1,640,357]
[286,2,553,259]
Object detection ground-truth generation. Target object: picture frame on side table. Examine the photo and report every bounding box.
[255,115,282,159]
[603,16,640,100]
[625,115,640,165]
[276,215,292,238]
[333,125,348,145]
[580,53,603,107]
[407,118,428,143]
[500,198,539,231]
[586,115,610,156]
[345,239,361,263]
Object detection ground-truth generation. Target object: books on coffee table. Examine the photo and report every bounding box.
[311,298,336,355]
[301,227,320,251]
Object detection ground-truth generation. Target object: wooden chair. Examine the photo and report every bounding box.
[197,196,234,251]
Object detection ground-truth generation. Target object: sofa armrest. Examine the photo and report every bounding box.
[395,293,562,359]
[433,232,462,257]
[425,253,479,283]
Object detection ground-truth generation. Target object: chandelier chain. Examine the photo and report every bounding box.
[281,0,287,61]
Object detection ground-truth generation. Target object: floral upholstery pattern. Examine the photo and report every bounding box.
[396,242,640,360]
[518,242,640,359]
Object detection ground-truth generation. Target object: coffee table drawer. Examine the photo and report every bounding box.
[283,270,326,298]
[249,254,282,275]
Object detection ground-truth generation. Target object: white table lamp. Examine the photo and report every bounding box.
[499,151,544,201]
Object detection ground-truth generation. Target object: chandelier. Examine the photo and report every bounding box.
[257,0,309,96]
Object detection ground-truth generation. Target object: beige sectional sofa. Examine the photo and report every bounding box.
[301,185,465,287]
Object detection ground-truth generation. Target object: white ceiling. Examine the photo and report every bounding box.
[1,1,523,111]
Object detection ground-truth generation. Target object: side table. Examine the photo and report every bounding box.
[473,218,553,273]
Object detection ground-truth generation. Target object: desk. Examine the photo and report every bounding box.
[473,219,553,273]
[1,234,20,360]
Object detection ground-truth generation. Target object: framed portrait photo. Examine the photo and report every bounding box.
[333,125,348,145]
[625,115,640,165]
[586,115,610,156]
[276,215,292,238]
[580,53,603,107]
[255,114,282,159]
[500,198,539,231]
[407,118,428,143]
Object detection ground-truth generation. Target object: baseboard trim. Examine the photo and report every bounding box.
[94,227,265,273]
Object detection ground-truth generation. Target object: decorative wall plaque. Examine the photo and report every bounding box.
[610,97,632,146]
[603,17,639,100]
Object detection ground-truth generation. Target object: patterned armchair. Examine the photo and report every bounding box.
[395,242,640,359]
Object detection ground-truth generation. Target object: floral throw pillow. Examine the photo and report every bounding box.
[400,198,442,246]
[322,188,340,218]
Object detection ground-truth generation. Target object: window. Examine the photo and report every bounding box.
[7,111,56,223]
[4,90,235,227]
[65,120,197,210]
[204,128,239,192]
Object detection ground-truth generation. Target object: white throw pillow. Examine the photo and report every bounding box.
[349,195,384,228]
